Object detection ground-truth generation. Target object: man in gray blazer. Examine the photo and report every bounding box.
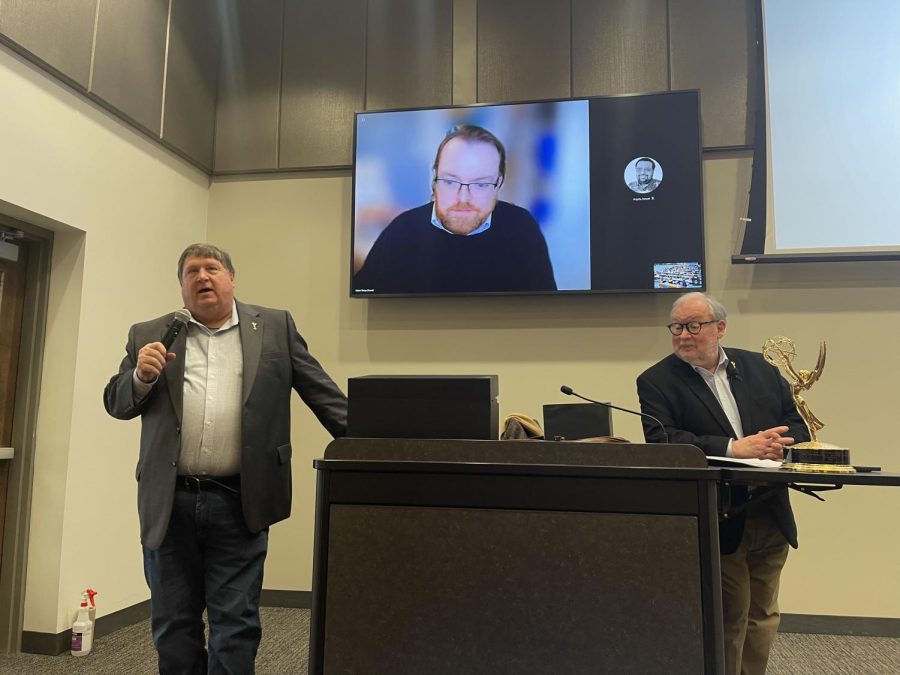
[104,243,347,674]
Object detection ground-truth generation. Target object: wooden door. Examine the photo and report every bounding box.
[0,241,29,571]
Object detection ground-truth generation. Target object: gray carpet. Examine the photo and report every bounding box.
[769,632,900,675]
[0,608,897,673]
[0,607,308,674]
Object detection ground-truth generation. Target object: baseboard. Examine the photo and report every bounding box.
[19,630,69,657]
[23,602,893,655]
[779,614,900,637]
[21,599,151,655]
[260,589,312,608]
[20,592,310,655]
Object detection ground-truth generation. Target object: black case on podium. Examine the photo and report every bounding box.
[543,402,613,440]
[347,374,499,440]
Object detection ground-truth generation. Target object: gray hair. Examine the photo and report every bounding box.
[177,243,235,280]
[671,292,727,321]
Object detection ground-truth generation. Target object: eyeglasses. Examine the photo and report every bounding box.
[667,320,717,336]
[433,178,500,196]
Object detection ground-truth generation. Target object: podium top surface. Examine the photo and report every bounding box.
[318,439,900,488]
[323,437,708,468]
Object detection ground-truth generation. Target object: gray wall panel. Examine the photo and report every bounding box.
[162,0,219,170]
[477,0,571,103]
[572,0,668,97]
[669,0,755,148]
[2,0,759,172]
[279,0,365,169]
[0,0,97,87]
[213,0,283,172]
[366,0,452,111]
[452,0,477,104]
[91,0,169,135]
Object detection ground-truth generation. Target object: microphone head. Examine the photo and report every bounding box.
[172,308,192,325]
[161,308,193,349]
[560,385,574,396]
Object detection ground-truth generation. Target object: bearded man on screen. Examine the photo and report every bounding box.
[353,124,556,295]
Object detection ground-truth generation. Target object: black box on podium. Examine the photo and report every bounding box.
[347,374,499,440]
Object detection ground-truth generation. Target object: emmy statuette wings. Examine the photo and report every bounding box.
[762,336,854,473]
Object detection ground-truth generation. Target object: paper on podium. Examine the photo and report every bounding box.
[706,455,783,469]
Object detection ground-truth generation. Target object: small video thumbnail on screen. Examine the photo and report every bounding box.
[653,262,703,289]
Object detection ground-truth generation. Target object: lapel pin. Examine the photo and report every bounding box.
[251,321,258,331]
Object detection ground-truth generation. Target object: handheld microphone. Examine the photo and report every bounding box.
[560,385,669,443]
[161,309,192,350]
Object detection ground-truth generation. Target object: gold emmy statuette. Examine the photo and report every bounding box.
[762,336,854,473]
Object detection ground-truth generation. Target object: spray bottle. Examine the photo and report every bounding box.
[71,591,93,656]
[85,588,98,634]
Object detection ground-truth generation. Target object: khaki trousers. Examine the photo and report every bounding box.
[719,513,789,675]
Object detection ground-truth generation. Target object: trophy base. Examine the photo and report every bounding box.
[782,441,854,473]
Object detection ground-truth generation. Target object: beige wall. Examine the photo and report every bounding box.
[207,159,900,619]
[0,46,210,633]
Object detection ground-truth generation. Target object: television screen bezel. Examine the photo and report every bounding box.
[350,89,706,298]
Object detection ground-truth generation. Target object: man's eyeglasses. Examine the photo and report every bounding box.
[433,178,500,196]
[667,320,717,336]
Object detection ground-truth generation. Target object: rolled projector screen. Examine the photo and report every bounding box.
[738,0,900,262]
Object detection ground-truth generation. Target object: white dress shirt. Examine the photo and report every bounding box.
[691,348,744,457]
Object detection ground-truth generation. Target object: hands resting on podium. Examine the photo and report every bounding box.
[732,426,794,462]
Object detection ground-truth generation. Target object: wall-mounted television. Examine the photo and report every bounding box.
[351,90,705,297]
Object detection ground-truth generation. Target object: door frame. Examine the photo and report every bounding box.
[0,213,53,653]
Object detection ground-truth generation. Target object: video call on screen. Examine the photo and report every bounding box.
[351,90,705,296]
[588,92,704,291]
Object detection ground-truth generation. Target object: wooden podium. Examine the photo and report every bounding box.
[309,439,725,674]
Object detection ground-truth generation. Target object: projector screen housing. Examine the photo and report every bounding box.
[736,0,900,264]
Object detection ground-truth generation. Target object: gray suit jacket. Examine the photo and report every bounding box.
[104,300,347,550]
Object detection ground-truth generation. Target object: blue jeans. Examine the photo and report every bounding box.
[143,482,268,674]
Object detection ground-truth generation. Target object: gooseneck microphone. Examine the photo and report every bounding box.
[560,385,669,444]
[161,309,192,350]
